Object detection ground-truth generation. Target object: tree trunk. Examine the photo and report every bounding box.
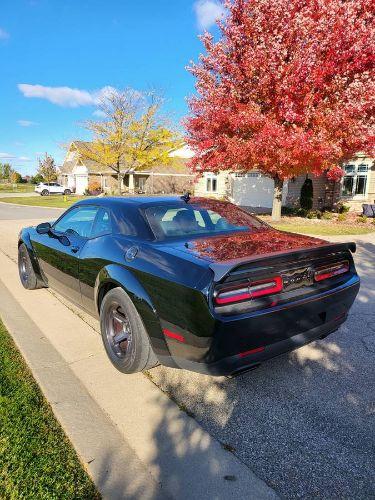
[117,173,122,195]
[116,161,122,195]
[128,173,134,194]
[271,177,283,221]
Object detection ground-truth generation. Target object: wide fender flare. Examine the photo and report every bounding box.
[18,229,46,286]
[94,264,174,363]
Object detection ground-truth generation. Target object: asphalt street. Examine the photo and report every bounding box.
[0,201,63,220]
[0,201,374,499]
[0,202,277,500]
[151,233,375,499]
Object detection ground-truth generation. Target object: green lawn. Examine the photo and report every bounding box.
[0,320,100,499]
[0,183,35,193]
[271,222,375,236]
[0,195,89,208]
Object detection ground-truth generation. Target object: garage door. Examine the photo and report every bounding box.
[75,175,88,195]
[232,172,275,208]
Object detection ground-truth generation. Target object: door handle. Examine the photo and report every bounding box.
[71,245,80,253]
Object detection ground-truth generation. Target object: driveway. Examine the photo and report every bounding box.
[151,232,375,499]
[0,203,374,499]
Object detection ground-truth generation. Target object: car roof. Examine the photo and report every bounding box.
[75,196,186,209]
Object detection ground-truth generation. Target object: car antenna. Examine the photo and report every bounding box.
[180,192,191,203]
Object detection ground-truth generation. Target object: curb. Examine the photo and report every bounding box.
[0,278,167,500]
[0,248,279,500]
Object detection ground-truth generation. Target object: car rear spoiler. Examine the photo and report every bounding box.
[208,242,356,282]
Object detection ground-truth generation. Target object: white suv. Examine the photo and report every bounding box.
[35,182,73,196]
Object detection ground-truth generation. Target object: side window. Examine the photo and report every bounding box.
[91,208,112,238]
[53,206,99,238]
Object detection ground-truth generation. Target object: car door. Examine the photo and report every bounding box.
[31,205,99,305]
[79,207,113,315]
[49,182,59,194]
[55,183,64,194]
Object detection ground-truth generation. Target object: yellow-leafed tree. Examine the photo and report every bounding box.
[81,89,181,194]
[37,153,57,183]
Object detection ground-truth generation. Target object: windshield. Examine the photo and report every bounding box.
[144,198,266,240]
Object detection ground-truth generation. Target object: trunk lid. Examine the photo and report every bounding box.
[160,228,356,315]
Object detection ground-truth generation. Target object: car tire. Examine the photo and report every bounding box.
[100,287,158,374]
[64,189,72,195]
[18,243,39,290]
[41,189,49,196]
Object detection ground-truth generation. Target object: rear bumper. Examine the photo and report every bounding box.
[168,276,360,376]
[173,313,344,376]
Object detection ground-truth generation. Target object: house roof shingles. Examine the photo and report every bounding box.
[61,141,192,176]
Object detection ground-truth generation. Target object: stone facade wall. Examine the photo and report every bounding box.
[285,174,341,210]
[144,175,193,194]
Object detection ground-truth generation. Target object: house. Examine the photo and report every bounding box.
[195,170,288,210]
[286,154,375,211]
[59,141,195,195]
[60,142,374,212]
[195,154,374,212]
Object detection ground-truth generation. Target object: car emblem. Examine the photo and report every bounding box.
[282,267,314,290]
[125,246,139,262]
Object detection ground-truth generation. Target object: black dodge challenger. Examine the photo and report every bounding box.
[18,196,360,376]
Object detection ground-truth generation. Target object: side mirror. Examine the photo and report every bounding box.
[36,222,51,234]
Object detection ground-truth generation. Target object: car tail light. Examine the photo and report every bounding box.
[215,276,283,305]
[314,260,349,282]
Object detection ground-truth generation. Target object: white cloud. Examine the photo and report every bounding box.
[18,119,38,127]
[17,83,118,108]
[0,28,9,40]
[194,0,225,30]
[0,152,32,162]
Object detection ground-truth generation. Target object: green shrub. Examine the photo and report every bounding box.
[321,211,333,220]
[300,177,314,210]
[306,210,322,219]
[296,208,309,217]
[281,206,298,216]
[337,202,350,214]
[356,215,368,224]
[337,213,347,222]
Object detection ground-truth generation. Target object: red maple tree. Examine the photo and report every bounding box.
[185,0,374,219]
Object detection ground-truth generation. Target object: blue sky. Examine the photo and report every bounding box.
[0,0,225,175]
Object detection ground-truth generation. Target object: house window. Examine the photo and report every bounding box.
[355,175,367,195]
[342,163,369,198]
[344,164,355,174]
[342,176,354,196]
[206,173,218,192]
[358,164,369,173]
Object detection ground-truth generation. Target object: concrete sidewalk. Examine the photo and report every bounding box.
[0,241,277,499]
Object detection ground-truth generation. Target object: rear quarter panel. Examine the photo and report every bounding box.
[78,235,215,361]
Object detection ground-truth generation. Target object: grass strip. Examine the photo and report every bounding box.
[271,223,375,236]
[0,319,100,499]
[0,196,87,208]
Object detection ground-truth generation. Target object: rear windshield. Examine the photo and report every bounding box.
[144,198,266,239]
